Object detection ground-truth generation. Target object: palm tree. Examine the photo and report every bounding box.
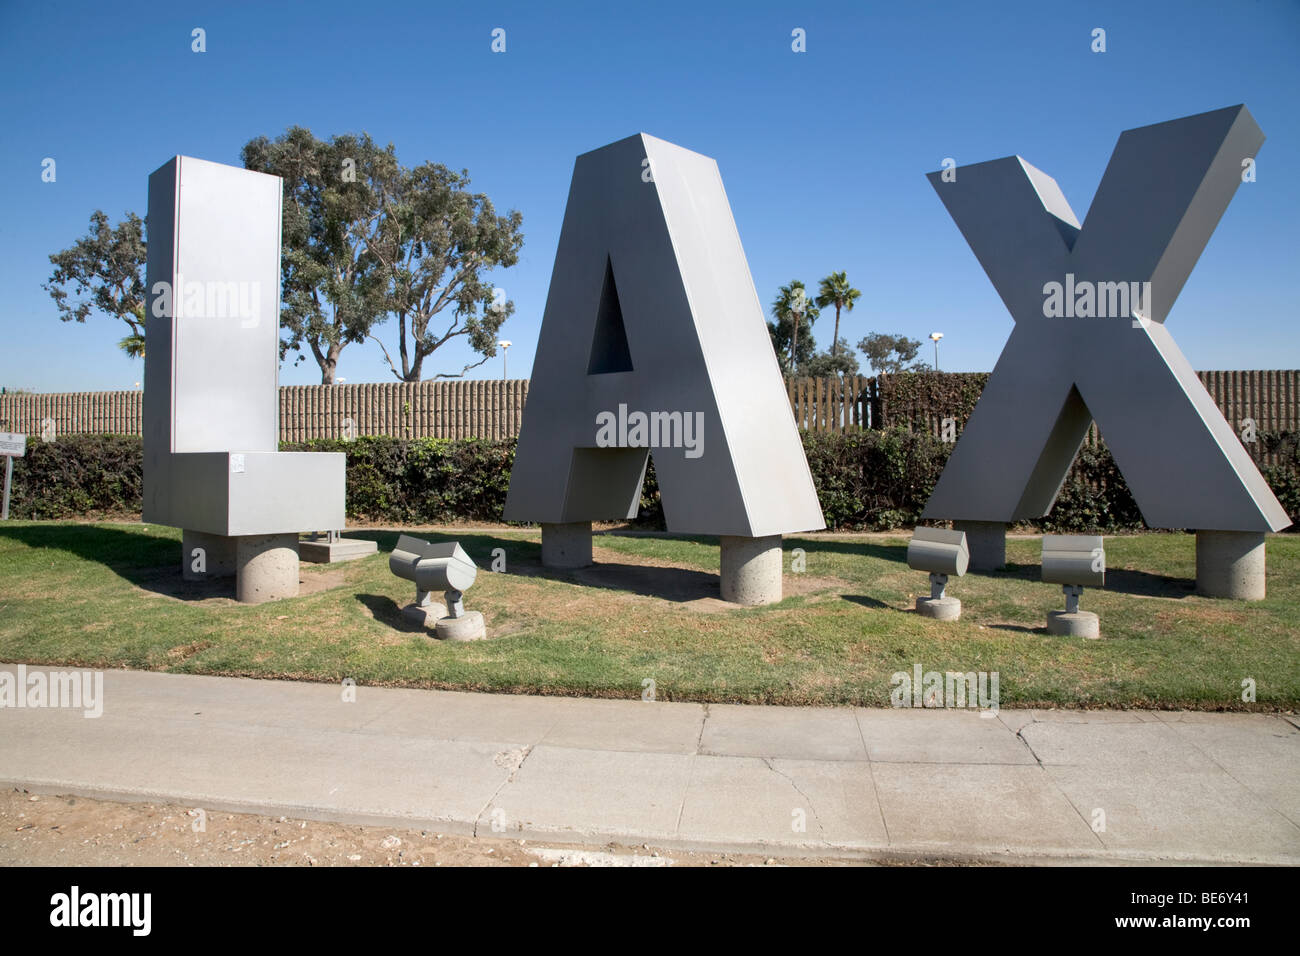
[118,305,146,358]
[815,271,862,360]
[771,281,819,375]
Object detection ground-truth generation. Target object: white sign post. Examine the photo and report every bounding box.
[0,432,27,520]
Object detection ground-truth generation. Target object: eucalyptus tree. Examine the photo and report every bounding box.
[858,332,927,374]
[242,128,396,384]
[45,211,148,358]
[366,162,524,381]
[804,340,860,377]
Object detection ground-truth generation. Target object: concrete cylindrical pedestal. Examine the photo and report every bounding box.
[720,534,783,605]
[235,533,300,604]
[916,596,961,621]
[182,529,236,580]
[541,521,593,568]
[1196,530,1266,600]
[1047,610,1100,638]
[436,611,486,642]
[953,521,1006,571]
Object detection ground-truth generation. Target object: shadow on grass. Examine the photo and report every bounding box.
[344,530,539,570]
[512,557,723,604]
[0,523,725,606]
[786,537,908,563]
[0,522,241,603]
[355,593,429,633]
[1103,568,1197,599]
[371,529,730,603]
[993,560,1195,599]
[328,529,725,604]
[987,623,1047,635]
[0,522,174,569]
[786,536,1194,601]
[595,530,719,547]
[600,531,913,571]
[841,594,898,612]
[0,524,535,599]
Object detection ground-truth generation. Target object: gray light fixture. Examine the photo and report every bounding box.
[906,527,968,620]
[389,535,485,641]
[1042,535,1105,638]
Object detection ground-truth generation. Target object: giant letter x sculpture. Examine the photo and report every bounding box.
[923,106,1289,595]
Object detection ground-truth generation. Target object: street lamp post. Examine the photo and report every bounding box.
[498,340,512,379]
[929,332,944,372]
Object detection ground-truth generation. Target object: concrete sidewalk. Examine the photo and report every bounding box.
[1,665,1297,864]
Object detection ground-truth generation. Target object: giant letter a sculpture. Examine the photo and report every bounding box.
[504,134,825,604]
[924,106,1289,598]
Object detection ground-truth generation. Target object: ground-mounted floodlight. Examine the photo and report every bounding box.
[906,527,968,620]
[1041,535,1104,638]
[388,535,486,641]
[413,542,485,642]
[389,535,449,625]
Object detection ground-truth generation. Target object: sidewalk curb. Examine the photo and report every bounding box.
[4,776,1295,867]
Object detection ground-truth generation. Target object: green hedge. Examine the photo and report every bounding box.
[5,434,143,520]
[877,371,990,431]
[6,432,1298,533]
[286,437,516,524]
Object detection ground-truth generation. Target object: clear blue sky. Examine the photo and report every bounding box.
[1,0,1297,392]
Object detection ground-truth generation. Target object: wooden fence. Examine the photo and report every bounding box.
[2,371,1297,464]
[277,379,529,442]
[0,380,530,444]
[785,375,877,431]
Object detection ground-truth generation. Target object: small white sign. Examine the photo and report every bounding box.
[230,454,245,474]
[0,433,27,457]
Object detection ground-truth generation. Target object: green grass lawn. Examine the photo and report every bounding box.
[0,521,1296,709]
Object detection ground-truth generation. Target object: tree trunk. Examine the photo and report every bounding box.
[398,312,410,380]
[308,337,332,384]
[406,346,425,382]
[319,342,342,385]
[791,314,800,375]
[832,304,842,357]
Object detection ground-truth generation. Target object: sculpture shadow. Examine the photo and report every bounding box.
[841,594,898,612]
[0,523,350,604]
[987,623,1048,635]
[355,593,429,633]
[360,529,726,607]
[358,529,541,571]
[783,538,908,564]
[594,530,719,546]
[995,561,1195,599]
[0,522,237,603]
[1102,567,1197,599]
[512,556,724,604]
